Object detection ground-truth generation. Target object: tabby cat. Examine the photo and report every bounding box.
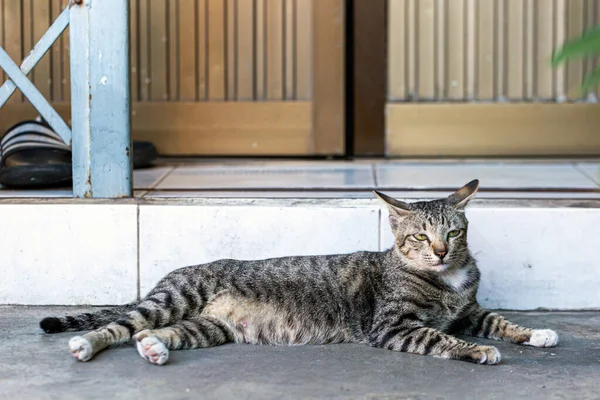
[40,179,558,365]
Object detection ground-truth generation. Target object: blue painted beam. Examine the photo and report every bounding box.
[0,46,72,145]
[70,0,132,198]
[0,6,70,109]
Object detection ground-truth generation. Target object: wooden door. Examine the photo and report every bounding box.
[385,0,600,157]
[0,0,345,157]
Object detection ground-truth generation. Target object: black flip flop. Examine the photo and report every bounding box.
[0,119,158,189]
[0,120,72,188]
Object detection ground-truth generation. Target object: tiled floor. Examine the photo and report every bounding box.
[0,159,598,199]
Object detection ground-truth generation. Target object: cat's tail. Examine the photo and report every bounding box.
[39,303,139,333]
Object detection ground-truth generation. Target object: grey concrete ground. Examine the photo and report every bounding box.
[1,307,599,400]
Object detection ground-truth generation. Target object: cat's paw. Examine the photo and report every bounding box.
[134,331,169,365]
[525,329,559,348]
[69,336,93,362]
[461,345,502,365]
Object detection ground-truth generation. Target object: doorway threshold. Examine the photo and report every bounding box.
[0,158,598,199]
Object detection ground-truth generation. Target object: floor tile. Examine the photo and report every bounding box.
[143,190,377,198]
[0,187,72,198]
[133,166,173,189]
[375,162,597,189]
[575,163,600,186]
[378,190,600,199]
[0,204,138,305]
[0,188,150,198]
[143,190,600,199]
[139,204,379,295]
[155,164,375,190]
[0,167,173,197]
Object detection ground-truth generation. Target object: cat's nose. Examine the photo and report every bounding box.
[434,249,447,259]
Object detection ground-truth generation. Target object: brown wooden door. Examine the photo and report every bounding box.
[0,0,345,157]
[384,0,600,157]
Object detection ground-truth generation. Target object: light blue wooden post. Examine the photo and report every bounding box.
[70,0,132,198]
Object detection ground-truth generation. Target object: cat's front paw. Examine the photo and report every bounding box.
[69,336,93,362]
[459,345,502,365]
[134,331,169,365]
[525,329,559,348]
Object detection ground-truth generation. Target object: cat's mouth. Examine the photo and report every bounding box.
[431,263,450,272]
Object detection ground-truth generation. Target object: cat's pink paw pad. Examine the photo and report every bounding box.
[134,334,169,365]
[69,336,93,362]
[526,329,559,348]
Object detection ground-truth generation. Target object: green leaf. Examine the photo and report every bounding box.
[552,24,600,67]
[580,65,600,94]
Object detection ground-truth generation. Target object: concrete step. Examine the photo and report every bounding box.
[1,196,599,310]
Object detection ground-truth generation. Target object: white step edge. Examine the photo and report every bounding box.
[0,197,598,310]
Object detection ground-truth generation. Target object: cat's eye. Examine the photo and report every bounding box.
[448,229,461,238]
[413,234,429,241]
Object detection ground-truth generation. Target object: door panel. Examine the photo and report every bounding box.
[386,0,600,156]
[0,0,345,156]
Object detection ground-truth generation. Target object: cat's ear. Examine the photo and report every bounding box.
[373,190,413,228]
[447,179,479,209]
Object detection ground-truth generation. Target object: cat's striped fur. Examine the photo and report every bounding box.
[40,179,558,365]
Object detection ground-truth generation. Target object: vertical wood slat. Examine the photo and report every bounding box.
[435,0,445,98]
[506,0,523,99]
[197,0,207,100]
[62,1,70,102]
[477,0,495,100]
[417,0,435,99]
[130,0,139,102]
[22,0,32,102]
[536,0,554,98]
[284,0,295,100]
[255,0,266,100]
[168,0,178,101]
[227,0,236,100]
[295,0,311,100]
[524,0,535,99]
[51,0,62,102]
[447,0,464,99]
[388,0,406,100]
[495,0,506,99]
[566,0,585,100]
[208,0,225,100]
[236,0,254,101]
[555,0,567,100]
[312,0,344,154]
[584,0,596,87]
[178,0,197,101]
[150,0,168,100]
[139,0,150,101]
[406,0,417,98]
[465,0,476,99]
[266,0,283,100]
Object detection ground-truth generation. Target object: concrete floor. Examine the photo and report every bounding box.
[1,307,600,400]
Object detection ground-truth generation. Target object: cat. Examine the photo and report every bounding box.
[40,179,558,365]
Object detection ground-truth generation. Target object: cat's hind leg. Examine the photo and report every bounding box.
[133,316,235,365]
[452,306,559,348]
[69,312,150,362]
[69,292,178,362]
